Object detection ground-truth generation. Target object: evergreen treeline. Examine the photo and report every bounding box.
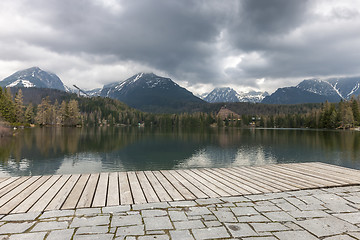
[226,97,360,129]
[0,87,81,126]
[1,87,360,129]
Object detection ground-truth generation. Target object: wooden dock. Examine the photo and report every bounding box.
[0,162,359,215]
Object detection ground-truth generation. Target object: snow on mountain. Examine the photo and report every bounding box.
[203,87,239,103]
[237,91,269,103]
[85,88,102,96]
[7,79,35,88]
[202,87,268,103]
[263,76,360,104]
[0,67,67,91]
[100,72,203,111]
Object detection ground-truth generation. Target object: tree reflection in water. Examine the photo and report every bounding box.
[0,127,359,177]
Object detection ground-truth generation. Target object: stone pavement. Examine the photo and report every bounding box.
[0,186,360,239]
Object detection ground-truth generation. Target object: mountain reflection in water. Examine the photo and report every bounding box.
[0,127,359,177]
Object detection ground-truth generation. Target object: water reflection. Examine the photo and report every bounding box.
[0,127,359,177]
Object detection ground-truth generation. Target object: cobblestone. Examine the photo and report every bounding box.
[173,220,205,229]
[0,185,359,239]
[39,210,75,219]
[7,232,47,240]
[70,215,110,228]
[76,225,109,234]
[31,221,68,232]
[111,214,142,227]
[144,216,173,230]
[170,230,194,240]
[46,229,74,240]
[116,225,144,236]
[1,212,40,221]
[192,226,230,239]
[0,222,34,234]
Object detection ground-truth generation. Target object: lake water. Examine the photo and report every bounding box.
[0,127,360,177]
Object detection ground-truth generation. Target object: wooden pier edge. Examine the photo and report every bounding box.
[0,162,359,215]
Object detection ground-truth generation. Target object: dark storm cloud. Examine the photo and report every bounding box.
[23,0,227,81]
[1,0,360,92]
[229,0,309,50]
[222,0,360,89]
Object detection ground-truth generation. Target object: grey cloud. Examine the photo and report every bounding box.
[1,0,360,93]
[227,0,310,51]
[25,0,227,77]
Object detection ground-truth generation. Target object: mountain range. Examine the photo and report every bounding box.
[200,87,269,103]
[262,77,360,104]
[1,67,360,110]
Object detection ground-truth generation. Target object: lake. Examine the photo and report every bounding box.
[0,127,359,177]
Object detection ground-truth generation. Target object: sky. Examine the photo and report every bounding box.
[1,0,360,95]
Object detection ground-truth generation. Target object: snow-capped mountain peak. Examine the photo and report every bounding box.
[202,87,268,103]
[0,67,67,91]
[99,73,203,111]
[263,76,360,104]
[203,87,239,103]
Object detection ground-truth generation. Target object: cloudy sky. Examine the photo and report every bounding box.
[1,0,360,94]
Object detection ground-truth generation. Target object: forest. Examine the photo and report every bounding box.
[0,87,360,130]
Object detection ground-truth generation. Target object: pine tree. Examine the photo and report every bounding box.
[0,88,16,123]
[24,103,35,124]
[343,106,354,129]
[68,100,80,126]
[14,89,25,123]
[35,97,52,125]
[351,99,360,125]
[59,100,68,126]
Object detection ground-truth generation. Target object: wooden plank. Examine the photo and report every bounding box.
[280,163,346,184]
[202,168,261,194]
[0,177,9,184]
[307,162,360,181]
[77,173,99,208]
[232,167,289,192]
[0,177,30,198]
[0,176,50,215]
[0,177,19,191]
[127,172,147,204]
[161,170,196,200]
[250,166,311,189]
[119,172,133,205]
[144,171,172,202]
[198,168,251,195]
[136,171,159,203]
[315,162,360,174]
[250,164,320,191]
[212,168,269,193]
[29,174,71,212]
[167,170,208,199]
[11,175,61,213]
[240,167,300,191]
[61,174,90,210]
[276,165,343,186]
[0,176,40,208]
[45,174,80,211]
[263,165,321,188]
[288,163,356,184]
[175,170,220,198]
[107,172,120,206]
[153,171,184,201]
[184,169,231,196]
[225,168,281,192]
[92,172,109,207]
[264,165,330,187]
